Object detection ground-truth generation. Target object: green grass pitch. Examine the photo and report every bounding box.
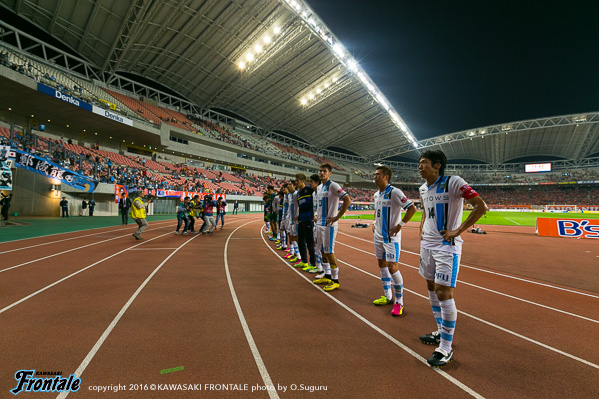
[342,211,599,227]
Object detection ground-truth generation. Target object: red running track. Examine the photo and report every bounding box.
[0,214,598,398]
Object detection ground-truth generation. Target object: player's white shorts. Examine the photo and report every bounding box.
[280,218,288,231]
[374,239,400,262]
[316,224,337,254]
[418,248,461,287]
[288,221,298,236]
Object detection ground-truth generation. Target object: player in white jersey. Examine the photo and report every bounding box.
[372,166,416,316]
[417,150,486,368]
[278,186,290,251]
[312,163,351,292]
[286,181,301,266]
[308,174,322,274]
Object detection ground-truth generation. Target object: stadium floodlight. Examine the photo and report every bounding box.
[324,82,330,88]
[238,61,246,69]
[333,42,345,58]
[316,88,322,94]
[263,35,271,44]
[412,141,419,148]
[254,44,263,53]
[300,98,307,105]
[347,58,358,72]
[333,77,338,83]
[274,26,281,34]
[308,18,316,26]
[308,93,315,100]
[246,53,254,61]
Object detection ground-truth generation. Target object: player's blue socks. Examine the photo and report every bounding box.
[439,298,457,353]
[379,268,392,300]
[428,290,442,333]
[391,270,403,305]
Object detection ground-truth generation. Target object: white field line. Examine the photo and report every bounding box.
[225,221,279,399]
[0,232,172,315]
[0,219,175,246]
[337,231,599,299]
[335,241,599,324]
[0,225,171,274]
[260,231,486,399]
[331,241,599,370]
[56,234,200,399]
[504,217,521,225]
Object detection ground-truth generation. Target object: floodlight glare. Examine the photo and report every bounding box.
[308,93,315,100]
[263,35,271,44]
[301,98,307,105]
[274,26,281,34]
[238,61,246,69]
[316,88,322,94]
[308,18,316,26]
[333,43,345,58]
[324,82,330,88]
[347,59,358,72]
[246,53,254,61]
[332,77,338,82]
[255,44,263,53]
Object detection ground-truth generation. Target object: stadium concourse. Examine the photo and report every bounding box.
[1,1,599,398]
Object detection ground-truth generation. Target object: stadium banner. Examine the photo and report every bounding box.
[580,206,599,212]
[179,191,226,201]
[0,167,11,190]
[37,83,92,112]
[13,150,99,192]
[536,218,599,239]
[128,187,157,197]
[156,189,182,198]
[92,105,133,126]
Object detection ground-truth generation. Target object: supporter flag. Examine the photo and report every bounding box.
[114,184,128,203]
[14,149,99,192]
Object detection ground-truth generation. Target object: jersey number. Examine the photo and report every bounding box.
[376,209,381,218]
[428,207,435,219]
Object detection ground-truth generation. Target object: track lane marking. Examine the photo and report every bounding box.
[260,229,485,399]
[331,241,599,370]
[335,241,599,324]
[56,234,201,399]
[226,221,279,399]
[337,231,599,299]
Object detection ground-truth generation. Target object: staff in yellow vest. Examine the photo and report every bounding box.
[130,191,152,240]
[188,195,200,233]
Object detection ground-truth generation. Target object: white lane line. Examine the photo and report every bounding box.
[0,233,172,315]
[337,231,599,299]
[335,241,599,324]
[260,232,485,399]
[0,219,174,247]
[226,221,279,399]
[129,248,179,250]
[56,234,200,399]
[504,217,521,225]
[0,225,171,274]
[329,247,599,370]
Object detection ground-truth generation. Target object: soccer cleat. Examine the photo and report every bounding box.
[284,254,293,259]
[288,256,298,262]
[427,349,453,368]
[314,272,325,279]
[391,303,404,316]
[292,261,303,267]
[207,231,214,235]
[419,331,441,345]
[373,296,393,306]
[308,268,323,274]
[182,232,189,236]
[301,264,314,271]
[323,282,340,291]
[132,233,141,240]
[275,240,281,244]
[276,246,284,250]
[174,231,179,235]
[269,237,277,241]
[313,277,332,285]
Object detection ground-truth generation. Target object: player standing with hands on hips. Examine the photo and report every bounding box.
[417,150,486,367]
[371,166,416,316]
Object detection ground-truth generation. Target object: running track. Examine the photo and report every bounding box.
[1,214,598,398]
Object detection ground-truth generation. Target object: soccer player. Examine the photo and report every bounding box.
[417,150,486,367]
[262,193,271,234]
[372,166,416,316]
[286,181,301,266]
[268,186,279,241]
[294,173,316,271]
[312,163,351,291]
[278,185,289,250]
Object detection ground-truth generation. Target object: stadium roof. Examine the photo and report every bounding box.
[0,0,417,158]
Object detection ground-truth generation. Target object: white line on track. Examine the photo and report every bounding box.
[504,217,521,225]
[0,224,172,274]
[0,219,175,247]
[335,241,599,324]
[337,231,599,299]
[329,248,599,370]
[56,233,200,399]
[260,231,485,399]
[0,220,174,254]
[226,221,279,399]
[0,232,171,315]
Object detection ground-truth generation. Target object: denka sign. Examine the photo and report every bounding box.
[92,105,133,126]
[37,83,92,111]
[537,218,599,239]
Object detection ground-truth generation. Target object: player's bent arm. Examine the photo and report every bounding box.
[337,195,352,219]
[456,195,487,235]
[403,204,417,223]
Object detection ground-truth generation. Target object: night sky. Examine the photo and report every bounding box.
[309,0,599,139]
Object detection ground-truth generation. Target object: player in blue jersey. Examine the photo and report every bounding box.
[372,166,416,316]
[418,150,486,367]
